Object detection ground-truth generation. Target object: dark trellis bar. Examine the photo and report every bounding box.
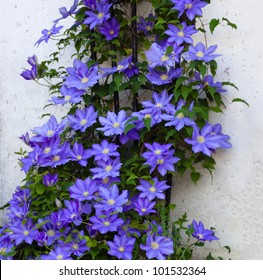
[131,1,139,112]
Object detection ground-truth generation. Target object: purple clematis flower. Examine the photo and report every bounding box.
[142,89,174,113]
[140,234,174,260]
[31,115,67,143]
[69,142,91,167]
[161,99,195,131]
[101,56,132,76]
[50,85,85,105]
[64,238,90,257]
[97,110,127,136]
[136,178,170,201]
[54,0,79,23]
[62,200,87,226]
[69,177,98,202]
[20,55,38,80]
[146,43,176,68]
[84,1,112,29]
[190,220,219,242]
[99,17,120,40]
[185,123,232,157]
[184,42,221,62]
[94,184,128,212]
[91,140,120,161]
[171,0,208,21]
[91,158,122,179]
[41,245,72,260]
[165,22,198,45]
[43,173,59,187]
[107,234,136,260]
[67,106,98,132]
[133,197,156,216]
[142,142,180,176]
[146,67,183,85]
[89,210,124,234]
[194,72,227,93]
[138,13,155,35]
[9,219,38,245]
[132,107,162,129]
[63,59,101,90]
[35,24,63,46]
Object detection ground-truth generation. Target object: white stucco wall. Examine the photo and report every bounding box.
[0,0,262,259]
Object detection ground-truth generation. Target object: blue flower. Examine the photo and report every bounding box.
[35,24,63,46]
[84,1,112,29]
[184,42,221,62]
[99,17,120,40]
[165,22,198,45]
[43,173,58,187]
[69,142,92,167]
[191,220,219,242]
[90,140,119,161]
[50,85,85,105]
[107,234,136,260]
[133,197,156,216]
[41,245,72,260]
[98,110,127,136]
[63,59,101,90]
[136,178,170,201]
[91,158,122,179]
[89,211,124,234]
[140,234,174,260]
[146,67,183,85]
[94,184,128,212]
[69,177,98,202]
[67,106,98,132]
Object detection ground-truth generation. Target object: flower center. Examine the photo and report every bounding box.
[105,165,113,172]
[44,147,51,154]
[104,221,110,226]
[157,159,164,165]
[102,148,109,154]
[81,77,89,83]
[47,229,55,237]
[64,95,71,101]
[151,242,159,249]
[23,230,29,236]
[80,119,87,126]
[97,12,104,19]
[178,31,184,37]
[72,244,79,250]
[197,136,205,143]
[177,112,184,119]
[119,246,125,252]
[155,103,162,108]
[144,113,152,119]
[109,30,114,35]
[107,199,115,206]
[56,254,63,260]
[146,25,152,31]
[117,65,124,70]
[161,55,169,62]
[47,130,54,137]
[103,177,110,184]
[83,191,89,197]
[52,155,60,162]
[185,3,193,9]
[47,31,52,36]
[141,208,147,213]
[160,74,168,81]
[197,233,204,239]
[149,186,156,193]
[196,51,204,58]
[113,122,120,128]
[77,155,82,160]
[154,149,161,155]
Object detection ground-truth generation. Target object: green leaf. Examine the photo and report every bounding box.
[143,117,151,132]
[36,184,45,195]
[209,18,220,34]
[190,171,201,183]
[222,17,237,29]
[209,106,223,113]
[124,123,135,135]
[232,98,249,107]
[222,81,239,90]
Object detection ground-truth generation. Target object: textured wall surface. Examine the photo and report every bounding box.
[0,0,262,259]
